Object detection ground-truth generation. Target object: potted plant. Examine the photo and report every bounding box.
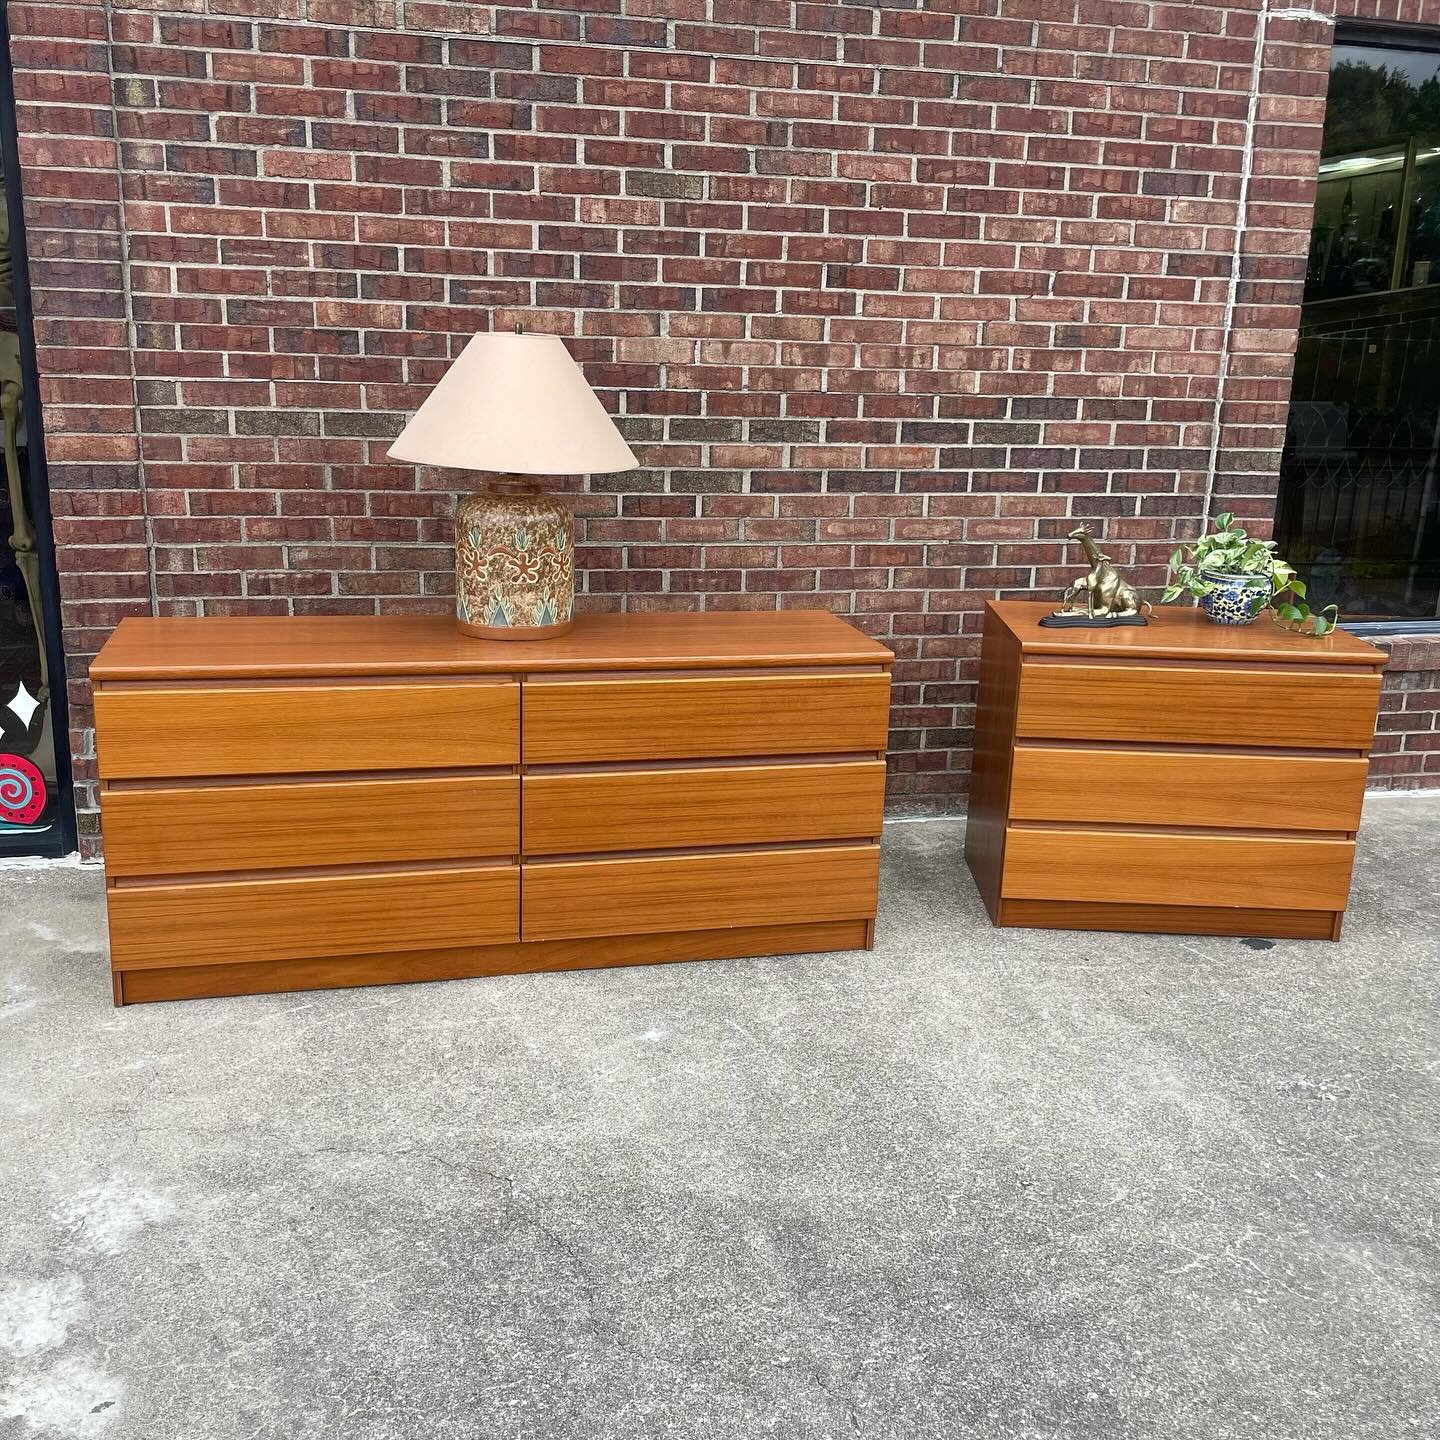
[1163,513,1339,634]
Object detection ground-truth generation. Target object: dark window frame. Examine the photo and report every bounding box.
[0,3,78,856]
[1336,20,1440,56]
[1282,17,1440,639]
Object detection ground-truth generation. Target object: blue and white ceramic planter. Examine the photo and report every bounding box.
[1198,569,1270,626]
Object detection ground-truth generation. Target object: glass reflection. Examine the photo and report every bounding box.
[1278,37,1440,622]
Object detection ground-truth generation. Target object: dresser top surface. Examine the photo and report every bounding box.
[988,600,1387,668]
[91,609,893,680]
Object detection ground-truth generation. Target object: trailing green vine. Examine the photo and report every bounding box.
[1163,513,1340,636]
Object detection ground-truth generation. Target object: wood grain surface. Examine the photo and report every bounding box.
[107,863,520,969]
[988,600,1387,668]
[962,607,1023,921]
[1009,746,1368,833]
[523,672,891,763]
[522,844,881,940]
[522,760,886,855]
[1015,663,1382,750]
[115,920,873,1003]
[93,681,519,779]
[1001,826,1356,911]
[91,610,894,681]
[101,774,520,876]
[997,898,1339,940]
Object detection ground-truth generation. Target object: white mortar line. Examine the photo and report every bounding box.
[101,0,158,616]
[1199,1,1335,534]
[0,851,92,869]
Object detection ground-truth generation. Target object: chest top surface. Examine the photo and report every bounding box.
[90,609,894,682]
[987,601,1387,670]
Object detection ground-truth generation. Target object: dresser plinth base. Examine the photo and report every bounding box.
[113,919,874,1005]
[996,899,1343,942]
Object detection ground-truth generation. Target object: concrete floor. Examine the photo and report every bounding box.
[0,797,1437,1440]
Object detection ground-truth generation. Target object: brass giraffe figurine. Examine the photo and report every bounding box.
[1052,523,1148,622]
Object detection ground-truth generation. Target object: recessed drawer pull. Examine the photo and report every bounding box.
[1016,663,1382,750]
[522,845,881,941]
[1001,827,1356,912]
[107,864,520,971]
[522,761,886,855]
[102,775,520,877]
[522,673,890,763]
[1009,746,1368,833]
[94,681,520,779]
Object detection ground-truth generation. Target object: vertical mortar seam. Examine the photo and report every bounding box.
[101,0,157,617]
[1200,1,1335,536]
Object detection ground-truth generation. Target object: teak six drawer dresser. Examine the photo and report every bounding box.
[91,611,893,1004]
[964,601,1386,941]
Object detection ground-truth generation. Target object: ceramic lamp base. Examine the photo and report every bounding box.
[454,478,574,641]
[457,618,574,641]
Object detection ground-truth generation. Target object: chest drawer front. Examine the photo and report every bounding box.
[1009,747,1368,833]
[522,672,890,764]
[522,760,886,856]
[101,775,519,878]
[1001,827,1356,912]
[1015,663,1381,750]
[107,864,519,970]
[94,680,519,780]
[522,844,880,941]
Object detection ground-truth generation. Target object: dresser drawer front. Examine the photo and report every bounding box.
[1009,747,1368,833]
[522,844,880,940]
[522,760,886,856]
[522,672,890,763]
[107,864,519,970]
[94,681,519,779]
[1015,663,1381,750]
[101,775,519,877]
[1001,827,1356,912]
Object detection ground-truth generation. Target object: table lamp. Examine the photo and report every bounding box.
[388,329,637,640]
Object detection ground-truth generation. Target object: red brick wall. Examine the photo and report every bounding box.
[1370,636,1440,789]
[6,0,1440,852]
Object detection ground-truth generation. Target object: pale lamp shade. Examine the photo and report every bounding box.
[387,331,638,476]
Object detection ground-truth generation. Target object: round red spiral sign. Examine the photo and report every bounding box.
[0,754,46,826]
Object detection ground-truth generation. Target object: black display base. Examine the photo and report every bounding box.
[1038,611,1149,628]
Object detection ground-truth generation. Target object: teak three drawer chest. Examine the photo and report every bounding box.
[964,601,1386,941]
[91,611,892,1004]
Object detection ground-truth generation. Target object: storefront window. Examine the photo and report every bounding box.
[1277,30,1440,624]
[0,17,70,854]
